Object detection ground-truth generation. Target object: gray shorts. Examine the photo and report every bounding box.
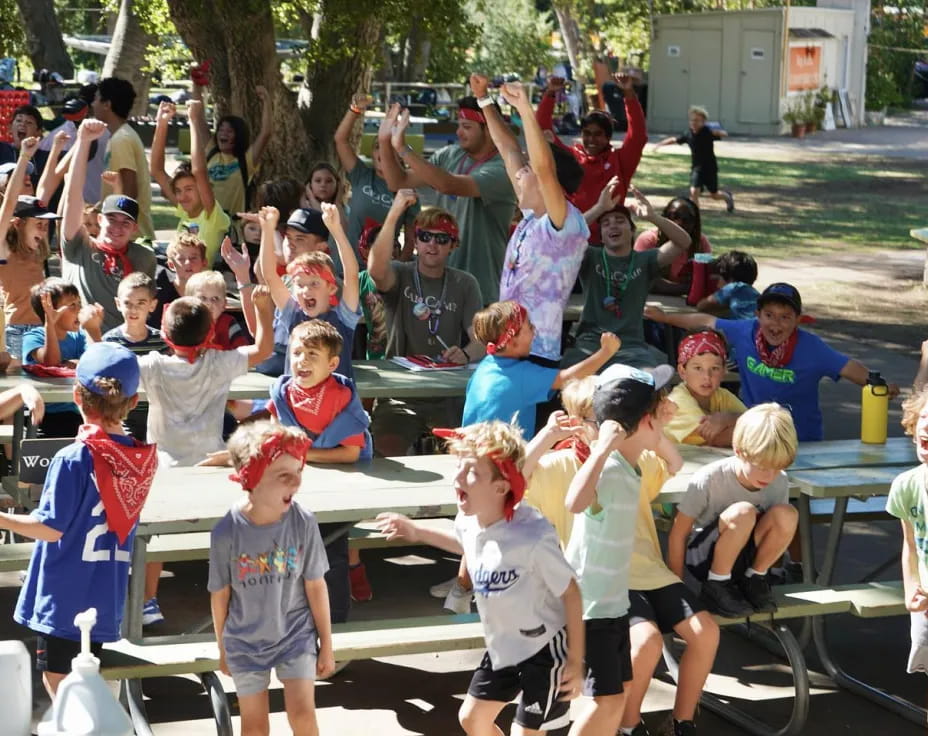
[230,650,317,697]
[908,611,928,675]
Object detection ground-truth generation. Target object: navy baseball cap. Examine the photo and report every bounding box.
[102,194,139,223]
[757,282,802,314]
[13,196,60,220]
[593,363,674,431]
[286,208,328,238]
[77,343,140,397]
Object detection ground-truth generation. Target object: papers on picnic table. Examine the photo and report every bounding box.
[390,356,472,372]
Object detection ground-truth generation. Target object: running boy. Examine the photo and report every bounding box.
[887,388,928,676]
[563,363,675,736]
[646,282,899,442]
[667,403,799,618]
[377,420,584,736]
[2,343,157,697]
[209,421,334,736]
[664,330,746,447]
[653,105,734,212]
[463,300,620,436]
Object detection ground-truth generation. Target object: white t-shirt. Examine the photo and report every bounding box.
[139,349,248,466]
[678,455,789,530]
[455,504,575,669]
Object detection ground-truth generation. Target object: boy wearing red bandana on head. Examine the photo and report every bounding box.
[665,330,746,447]
[2,343,157,699]
[646,282,900,442]
[377,420,585,736]
[463,300,621,437]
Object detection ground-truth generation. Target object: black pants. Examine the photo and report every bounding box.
[318,523,350,624]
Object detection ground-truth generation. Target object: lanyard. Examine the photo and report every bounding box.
[412,264,448,336]
[601,248,637,296]
[455,149,498,177]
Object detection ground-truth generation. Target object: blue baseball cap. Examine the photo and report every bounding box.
[102,194,139,223]
[76,343,140,397]
[286,208,328,238]
[758,282,802,314]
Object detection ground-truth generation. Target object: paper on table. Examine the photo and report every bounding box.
[390,356,472,372]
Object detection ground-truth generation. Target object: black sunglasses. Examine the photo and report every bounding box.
[416,229,453,245]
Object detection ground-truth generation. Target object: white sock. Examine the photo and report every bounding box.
[707,571,730,582]
[745,567,767,577]
[620,728,636,735]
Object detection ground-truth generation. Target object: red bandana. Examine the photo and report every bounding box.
[229,433,311,491]
[553,436,591,465]
[677,330,727,367]
[358,217,383,261]
[486,303,527,356]
[23,364,76,377]
[286,378,330,437]
[77,424,158,544]
[286,263,338,307]
[93,239,134,278]
[458,108,486,125]
[423,216,460,241]
[433,428,527,522]
[754,327,799,368]
[160,314,220,364]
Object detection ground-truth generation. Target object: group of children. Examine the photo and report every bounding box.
[0,70,924,736]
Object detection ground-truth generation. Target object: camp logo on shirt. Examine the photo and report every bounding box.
[472,565,520,595]
[208,160,240,182]
[236,544,302,585]
[746,356,796,384]
[593,262,644,289]
[401,285,459,314]
[361,184,394,206]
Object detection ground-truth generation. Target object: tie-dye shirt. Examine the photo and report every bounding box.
[499,203,589,360]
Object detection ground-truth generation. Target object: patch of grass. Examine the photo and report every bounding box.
[634,153,928,257]
[152,202,176,232]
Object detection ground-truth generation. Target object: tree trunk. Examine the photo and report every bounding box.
[15,0,74,79]
[102,0,153,117]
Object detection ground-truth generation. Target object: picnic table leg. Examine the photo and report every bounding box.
[199,670,234,736]
[796,495,815,648]
[124,535,149,642]
[118,679,154,736]
[662,622,809,736]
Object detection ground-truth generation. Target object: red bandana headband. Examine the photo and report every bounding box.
[677,330,727,367]
[486,303,527,356]
[287,263,339,307]
[161,313,219,364]
[458,108,486,125]
[424,217,460,241]
[433,428,526,522]
[229,432,312,491]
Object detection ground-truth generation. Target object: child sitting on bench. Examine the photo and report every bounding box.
[209,421,334,736]
[377,420,584,736]
[667,403,798,619]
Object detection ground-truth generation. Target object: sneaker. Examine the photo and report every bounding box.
[784,560,804,584]
[738,574,778,613]
[444,581,473,614]
[700,579,753,618]
[627,721,652,736]
[349,563,373,602]
[723,190,735,213]
[142,597,164,626]
[429,575,458,599]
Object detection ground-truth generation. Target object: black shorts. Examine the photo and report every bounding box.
[685,516,759,582]
[690,165,719,193]
[629,583,706,634]
[582,615,633,697]
[468,628,571,731]
[36,633,104,674]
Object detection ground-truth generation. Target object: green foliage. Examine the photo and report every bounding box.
[866,5,924,111]
[0,0,27,59]
[468,0,554,80]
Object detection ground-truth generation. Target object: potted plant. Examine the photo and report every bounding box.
[783,99,807,138]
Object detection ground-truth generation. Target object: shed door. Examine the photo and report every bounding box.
[652,29,690,122]
[687,30,722,119]
[739,30,776,123]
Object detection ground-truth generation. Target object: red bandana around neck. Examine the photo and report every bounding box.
[486,303,527,356]
[286,377,332,435]
[553,436,591,466]
[754,327,799,368]
[677,330,727,367]
[229,433,311,491]
[93,238,134,278]
[433,428,527,522]
[78,424,158,544]
[286,263,338,307]
[458,108,486,125]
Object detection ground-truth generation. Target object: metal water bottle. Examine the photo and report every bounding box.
[861,371,889,444]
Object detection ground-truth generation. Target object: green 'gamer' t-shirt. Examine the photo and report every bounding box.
[425,145,515,305]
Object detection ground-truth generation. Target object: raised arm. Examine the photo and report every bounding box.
[0,136,39,258]
[628,186,690,268]
[376,103,422,191]
[150,101,176,203]
[321,202,358,312]
[565,420,624,513]
[643,305,717,332]
[248,86,273,164]
[522,409,576,480]
[535,76,563,132]
[584,176,622,225]
[367,189,417,293]
[471,74,525,190]
[504,81,567,228]
[334,93,371,173]
[62,119,107,241]
[240,285,274,368]
[35,130,69,204]
[553,332,620,389]
[247,206,290,310]
[614,73,647,175]
[187,99,218,216]
[221,237,257,336]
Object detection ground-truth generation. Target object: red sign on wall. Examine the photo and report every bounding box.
[788,45,822,91]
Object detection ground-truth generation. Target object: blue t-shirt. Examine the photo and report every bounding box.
[14,435,139,642]
[715,282,760,321]
[272,296,361,380]
[716,319,849,441]
[462,355,558,436]
[22,327,88,414]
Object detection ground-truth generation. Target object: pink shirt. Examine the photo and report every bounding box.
[633,229,712,283]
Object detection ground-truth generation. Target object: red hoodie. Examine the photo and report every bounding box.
[536,90,647,244]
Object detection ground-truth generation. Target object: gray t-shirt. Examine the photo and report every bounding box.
[61,233,157,333]
[346,160,420,249]
[207,500,329,672]
[381,261,482,358]
[678,455,789,530]
[455,503,575,669]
